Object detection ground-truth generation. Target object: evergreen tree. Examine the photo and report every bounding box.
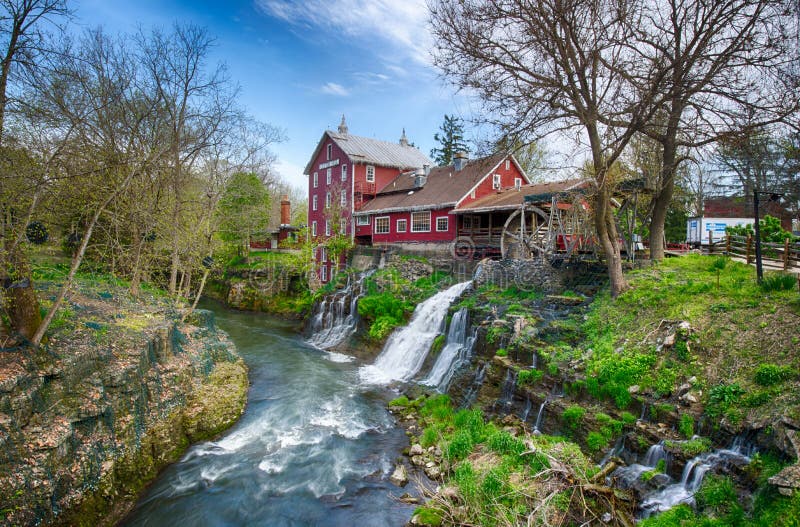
[430,114,469,166]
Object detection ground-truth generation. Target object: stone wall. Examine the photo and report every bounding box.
[474,258,565,293]
[0,310,247,527]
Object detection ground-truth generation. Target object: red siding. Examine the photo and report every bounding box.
[458,157,527,207]
[370,208,456,244]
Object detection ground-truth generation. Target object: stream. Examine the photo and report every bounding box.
[120,304,416,526]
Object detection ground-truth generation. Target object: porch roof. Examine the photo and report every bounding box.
[453,178,589,214]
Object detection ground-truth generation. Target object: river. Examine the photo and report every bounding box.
[120,304,416,526]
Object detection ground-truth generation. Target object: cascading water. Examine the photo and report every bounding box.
[307,271,373,351]
[359,281,472,384]
[638,439,753,518]
[461,363,488,409]
[493,368,518,414]
[532,400,547,434]
[521,397,532,422]
[421,308,476,391]
[612,441,670,488]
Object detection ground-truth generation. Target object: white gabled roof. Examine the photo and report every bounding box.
[304,130,432,175]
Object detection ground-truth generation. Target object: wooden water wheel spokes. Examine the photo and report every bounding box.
[501,204,550,259]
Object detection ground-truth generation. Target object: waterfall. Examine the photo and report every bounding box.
[521,397,532,422]
[532,401,547,434]
[307,271,373,350]
[359,281,472,384]
[461,363,488,409]
[421,308,476,391]
[643,442,667,468]
[613,441,669,489]
[493,368,518,414]
[531,353,538,370]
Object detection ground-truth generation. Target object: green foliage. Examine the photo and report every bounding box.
[446,429,475,462]
[430,334,446,355]
[216,172,271,253]
[665,437,711,457]
[727,215,798,243]
[679,414,695,439]
[707,383,746,417]
[430,114,469,166]
[389,396,411,407]
[760,273,797,293]
[517,368,543,386]
[413,506,443,527]
[754,363,795,386]
[487,325,509,345]
[586,431,607,451]
[488,430,525,456]
[561,405,585,431]
[620,411,637,426]
[495,347,508,357]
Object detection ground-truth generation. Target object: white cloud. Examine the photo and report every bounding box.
[320,82,350,96]
[255,0,432,65]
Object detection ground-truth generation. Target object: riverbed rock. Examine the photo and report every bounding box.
[410,443,425,456]
[424,465,442,479]
[398,492,419,504]
[390,464,409,487]
[411,455,426,467]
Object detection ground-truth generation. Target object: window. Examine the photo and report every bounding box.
[313,172,318,188]
[515,177,522,189]
[463,216,472,230]
[470,189,476,199]
[326,192,331,209]
[321,246,327,262]
[411,211,431,232]
[493,174,501,189]
[366,165,375,182]
[357,215,370,226]
[326,144,332,160]
[340,219,347,234]
[341,192,347,206]
[326,168,332,185]
[374,216,390,234]
[396,219,407,233]
[312,195,318,211]
[325,221,331,236]
[311,221,317,237]
[505,159,510,170]
[321,264,328,282]
[436,216,449,232]
[341,164,347,181]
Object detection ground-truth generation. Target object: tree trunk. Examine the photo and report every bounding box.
[3,246,42,341]
[129,227,145,297]
[648,177,674,261]
[594,184,628,297]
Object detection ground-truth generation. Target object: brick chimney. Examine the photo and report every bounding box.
[280,195,291,226]
[454,151,468,171]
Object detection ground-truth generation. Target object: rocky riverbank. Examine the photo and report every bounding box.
[0,284,247,527]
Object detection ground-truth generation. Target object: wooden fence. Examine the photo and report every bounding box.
[705,232,800,272]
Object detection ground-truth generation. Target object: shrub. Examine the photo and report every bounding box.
[620,411,637,426]
[754,363,794,386]
[562,405,585,431]
[586,431,608,451]
[420,395,451,418]
[389,395,410,407]
[707,383,745,417]
[665,437,711,457]
[517,368,543,386]
[488,430,525,456]
[679,414,694,439]
[454,408,487,443]
[446,429,475,461]
[496,348,508,357]
[761,273,797,293]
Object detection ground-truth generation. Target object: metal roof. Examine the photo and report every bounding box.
[303,130,432,175]
[455,178,590,213]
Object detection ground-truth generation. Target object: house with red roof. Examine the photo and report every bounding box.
[352,152,532,255]
[304,116,432,282]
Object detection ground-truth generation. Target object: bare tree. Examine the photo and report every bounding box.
[631,0,797,259]
[430,0,670,295]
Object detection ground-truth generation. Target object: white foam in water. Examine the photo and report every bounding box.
[360,281,472,384]
[325,351,355,363]
[421,308,475,390]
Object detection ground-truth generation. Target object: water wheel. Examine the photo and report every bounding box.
[552,194,594,258]
[500,205,551,259]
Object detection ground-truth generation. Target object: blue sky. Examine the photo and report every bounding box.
[74,0,478,191]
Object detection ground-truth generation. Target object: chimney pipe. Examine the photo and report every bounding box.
[423,163,430,176]
[280,195,291,225]
[454,151,468,171]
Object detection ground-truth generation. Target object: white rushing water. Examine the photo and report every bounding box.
[307,271,373,350]
[421,308,476,391]
[359,281,472,385]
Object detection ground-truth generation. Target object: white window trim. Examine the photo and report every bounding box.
[356,215,370,226]
[436,216,449,232]
[325,221,331,237]
[411,211,431,233]
[470,189,476,199]
[326,144,332,160]
[326,192,331,209]
[313,172,318,188]
[312,195,318,211]
[326,168,332,185]
[492,174,501,189]
[340,219,347,234]
[321,264,327,282]
[396,219,407,233]
[341,192,347,206]
[505,159,510,170]
[321,246,327,262]
[341,164,347,181]
[366,165,375,183]
[374,215,390,234]
[311,221,317,237]
[515,178,522,189]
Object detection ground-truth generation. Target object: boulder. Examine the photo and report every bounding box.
[410,443,425,456]
[390,464,408,487]
[424,465,442,479]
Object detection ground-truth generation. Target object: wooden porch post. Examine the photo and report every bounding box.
[784,238,790,270]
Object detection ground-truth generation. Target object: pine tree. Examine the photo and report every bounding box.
[430,114,469,166]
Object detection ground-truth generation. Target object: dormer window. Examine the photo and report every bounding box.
[492,174,501,189]
[366,165,375,183]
